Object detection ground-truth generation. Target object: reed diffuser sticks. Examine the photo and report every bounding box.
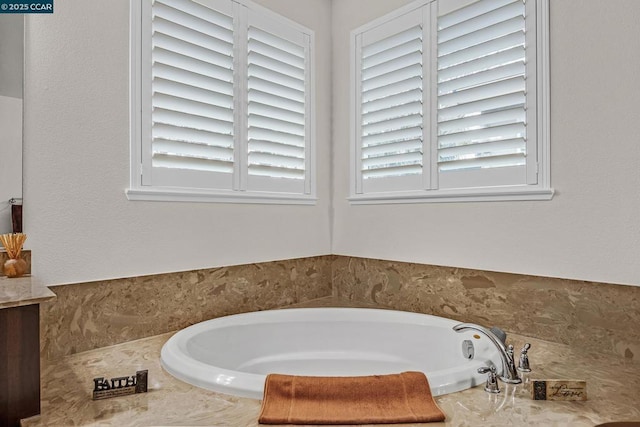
[0,233,27,259]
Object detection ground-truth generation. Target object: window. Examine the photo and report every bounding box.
[351,0,552,203]
[128,0,315,204]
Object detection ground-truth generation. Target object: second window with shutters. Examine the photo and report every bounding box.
[351,0,552,203]
[129,0,315,203]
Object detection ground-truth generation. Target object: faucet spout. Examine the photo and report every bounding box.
[453,323,522,384]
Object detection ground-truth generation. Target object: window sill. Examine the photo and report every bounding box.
[126,187,317,205]
[348,186,555,204]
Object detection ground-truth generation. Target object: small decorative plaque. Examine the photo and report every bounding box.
[531,379,587,401]
[92,370,148,400]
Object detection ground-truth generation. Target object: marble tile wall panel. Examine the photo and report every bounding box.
[40,256,332,361]
[332,256,640,361]
[0,249,31,276]
[40,254,639,363]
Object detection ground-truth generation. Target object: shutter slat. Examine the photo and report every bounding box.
[362,126,423,148]
[362,76,422,103]
[248,64,305,92]
[363,101,422,126]
[247,165,305,179]
[362,164,422,179]
[153,77,233,108]
[439,107,525,136]
[248,101,304,126]
[153,2,233,44]
[438,138,525,163]
[438,0,515,30]
[153,49,232,83]
[438,76,525,109]
[249,89,305,114]
[363,63,422,92]
[362,138,422,158]
[362,25,422,58]
[362,37,422,70]
[248,51,305,81]
[438,91,525,122]
[438,45,524,83]
[248,76,305,103]
[363,113,423,137]
[438,31,524,70]
[362,151,422,170]
[153,123,233,148]
[248,127,305,148]
[152,154,233,173]
[439,15,524,57]
[155,0,233,31]
[439,153,525,171]
[249,152,305,170]
[438,0,524,43]
[153,139,234,162]
[438,122,526,149]
[153,17,233,57]
[153,32,233,70]
[153,108,233,135]
[249,114,305,137]
[362,51,422,82]
[362,88,422,114]
[248,27,305,58]
[153,92,234,123]
[249,140,305,159]
[248,39,304,70]
[439,61,525,96]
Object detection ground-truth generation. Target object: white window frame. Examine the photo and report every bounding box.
[127,0,316,204]
[349,0,553,204]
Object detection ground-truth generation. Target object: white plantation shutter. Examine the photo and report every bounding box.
[350,0,549,202]
[144,0,236,190]
[246,13,311,194]
[355,11,430,194]
[436,0,536,189]
[133,0,316,201]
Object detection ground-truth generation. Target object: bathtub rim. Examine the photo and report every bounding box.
[160,307,494,399]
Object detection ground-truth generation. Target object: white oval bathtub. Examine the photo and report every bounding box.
[160,307,501,399]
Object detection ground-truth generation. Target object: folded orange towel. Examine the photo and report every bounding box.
[258,371,446,425]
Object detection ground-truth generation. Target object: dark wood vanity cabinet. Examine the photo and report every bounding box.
[0,278,55,427]
[0,304,41,427]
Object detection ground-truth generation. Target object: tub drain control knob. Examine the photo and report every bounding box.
[478,365,500,394]
[517,343,532,373]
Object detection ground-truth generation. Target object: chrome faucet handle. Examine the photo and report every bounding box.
[517,343,532,373]
[478,365,500,393]
[506,344,517,375]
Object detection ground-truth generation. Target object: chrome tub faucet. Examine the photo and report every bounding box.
[453,323,523,384]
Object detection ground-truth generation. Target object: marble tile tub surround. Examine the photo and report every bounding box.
[40,256,332,361]
[41,254,639,363]
[332,257,640,361]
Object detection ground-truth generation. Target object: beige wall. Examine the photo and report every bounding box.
[23,0,333,286]
[331,0,640,287]
[22,0,640,287]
